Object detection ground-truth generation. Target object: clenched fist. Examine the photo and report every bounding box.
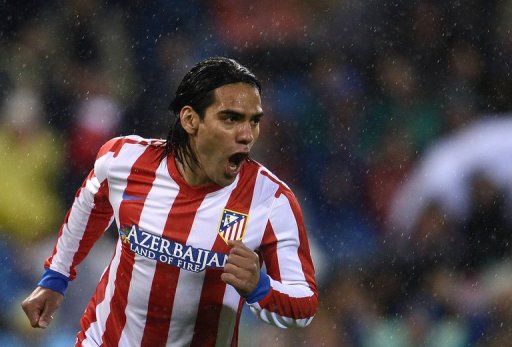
[221,240,260,297]
[21,286,63,329]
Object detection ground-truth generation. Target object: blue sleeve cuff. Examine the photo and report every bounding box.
[244,271,271,304]
[37,268,69,296]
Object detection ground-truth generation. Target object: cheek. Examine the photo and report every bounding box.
[253,127,260,142]
[197,129,227,159]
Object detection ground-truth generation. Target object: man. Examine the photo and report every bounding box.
[21,57,318,346]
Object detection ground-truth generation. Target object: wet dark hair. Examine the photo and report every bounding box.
[164,57,261,168]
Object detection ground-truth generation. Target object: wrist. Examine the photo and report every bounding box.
[244,271,270,304]
[37,268,69,296]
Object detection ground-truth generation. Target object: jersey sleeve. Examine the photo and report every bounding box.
[248,189,318,328]
[41,138,121,288]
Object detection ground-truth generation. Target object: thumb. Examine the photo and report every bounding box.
[38,300,57,329]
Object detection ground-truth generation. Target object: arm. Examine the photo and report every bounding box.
[21,138,118,328]
[248,190,318,328]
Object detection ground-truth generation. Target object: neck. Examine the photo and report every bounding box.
[175,155,211,187]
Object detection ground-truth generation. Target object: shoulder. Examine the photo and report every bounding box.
[94,136,165,181]
[97,135,165,159]
[245,161,307,231]
[243,159,295,202]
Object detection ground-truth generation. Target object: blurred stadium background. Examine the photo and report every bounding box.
[2,0,512,346]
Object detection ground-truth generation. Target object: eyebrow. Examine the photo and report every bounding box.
[218,109,264,118]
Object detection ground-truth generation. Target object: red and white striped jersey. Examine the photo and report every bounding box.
[44,135,318,347]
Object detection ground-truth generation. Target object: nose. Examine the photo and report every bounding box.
[236,122,254,145]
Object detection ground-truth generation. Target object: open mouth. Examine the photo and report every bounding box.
[226,152,249,176]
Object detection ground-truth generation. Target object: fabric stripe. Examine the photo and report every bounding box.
[268,194,313,291]
[214,284,239,347]
[249,304,314,328]
[229,298,244,347]
[235,219,245,240]
[81,240,123,345]
[69,179,113,273]
[190,162,259,346]
[75,262,111,346]
[101,145,161,346]
[118,159,180,346]
[281,191,316,292]
[227,226,233,241]
[165,186,234,346]
[96,136,142,159]
[45,176,86,269]
[226,225,233,241]
[259,284,316,318]
[139,189,208,346]
[241,166,282,250]
[235,221,241,239]
[260,221,281,282]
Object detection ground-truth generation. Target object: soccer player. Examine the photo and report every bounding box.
[21,57,318,346]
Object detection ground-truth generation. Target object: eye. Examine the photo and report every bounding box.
[222,114,240,123]
[251,116,262,126]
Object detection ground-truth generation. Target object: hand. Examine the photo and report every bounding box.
[221,240,260,297]
[21,286,64,329]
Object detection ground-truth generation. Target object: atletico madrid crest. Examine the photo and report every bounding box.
[218,209,248,243]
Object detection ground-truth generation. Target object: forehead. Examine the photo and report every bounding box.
[210,83,262,114]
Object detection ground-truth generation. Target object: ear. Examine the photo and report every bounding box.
[179,106,200,135]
